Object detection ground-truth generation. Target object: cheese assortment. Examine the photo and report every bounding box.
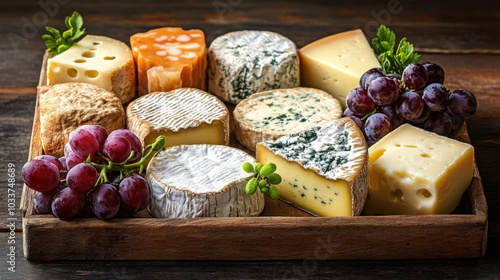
[299,29,381,108]
[130,27,207,96]
[256,118,369,217]
[364,124,474,215]
[47,35,136,104]
[233,87,343,151]
[146,145,265,218]
[208,31,300,104]
[126,88,229,149]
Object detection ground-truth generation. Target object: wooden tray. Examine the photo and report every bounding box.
[20,53,488,261]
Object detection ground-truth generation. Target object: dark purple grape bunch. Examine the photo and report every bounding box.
[23,125,152,220]
[345,62,477,146]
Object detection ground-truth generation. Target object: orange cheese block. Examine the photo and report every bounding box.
[130,27,207,96]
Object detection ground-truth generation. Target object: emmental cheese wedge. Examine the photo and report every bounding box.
[299,29,381,108]
[126,88,229,150]
[234,87,342,151]
[47,35,136,104]
[256,118,368,217]
[147,145,265,218]
[130,27,207,96]
[364,124,474,215]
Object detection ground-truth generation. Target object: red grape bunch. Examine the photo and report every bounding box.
[345,63,477,146]
[23,125,165,220]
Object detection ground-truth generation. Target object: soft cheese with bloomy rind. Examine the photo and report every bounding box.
[39,83,125,157]
[234,87,343,151]
[208,30,300,104]
[364,124,474,215]
[47,35,136,104]
[299,29,381,108]
[256,118,368,217]
[147,145,265,218]
[126,88,230,149]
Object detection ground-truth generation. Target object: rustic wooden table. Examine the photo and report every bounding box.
[1,0,499,278]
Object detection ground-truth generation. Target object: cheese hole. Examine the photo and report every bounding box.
[338,54,342,58]
[417,189,432,198]
[92,41,101,45]
[395,144,401,147]
[390,189,403,201]
[404,145,417,148]
[334,79,338,83]
[429,147,435,150]
[67,68,78,78]
[82,51,95,58]
[420,153,431,158]
[344,65,349,68]
[85,70,99,78]
[104,56,116,60]
[74,59,86,63]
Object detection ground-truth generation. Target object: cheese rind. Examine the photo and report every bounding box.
[130,27,207,96]
[126,88,230,149]
[256,118,368,216]
[234,87,342,151]
[146,145,265,218]
[47,35,136,104]
[208,30,300,104]
[364,124,474,215]
[299,29,381,108]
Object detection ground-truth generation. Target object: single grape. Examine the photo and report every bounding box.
[447,89,477,118]
[69,128,99,159]
[22,159,60,192]
[424,111,452,136]
[267,173,282,185]
[386,74,401,89]
[423,62,445,84]
[34,155,64,171]
[268,186,279,200]
[368,76,399,106]
[119,176,150,213]
[403,63,428,90]
[245,178,258,195]
[364,113,392,142]
[346,87,375,116]
[242,162,254,173]
[132,174,150,210]
[395,91,424,121]
[89,184,121,220]
[360,68,384,90]
[66,163,98,193]
[66,152,85,170]
[254,163,263,173]
[80,125,108,151]
[34,189,59,214]
[51,187,85,220]
[260,163,277,177]
[350,116,365,132]
[423,83,449,111]
[448,112,464,135]
[343,108,354,118]
[258,180,267,188]
[58,157,68,170]
[411,105,431,124]
[382,105,403,130]
[108,129,143,163]
[103,136,132,163]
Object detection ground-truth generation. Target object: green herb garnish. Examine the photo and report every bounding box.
[42,11,85,55]
[372,25,421,75]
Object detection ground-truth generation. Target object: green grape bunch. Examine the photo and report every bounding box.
[242,162,281,200]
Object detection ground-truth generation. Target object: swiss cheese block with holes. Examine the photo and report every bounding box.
[126,88,230,149]
[208,30,300,104]
[130,27,207,96]
[364,124,474,215]
[147,144,265,218]
[299,29,381,108]
[47,35,136,104]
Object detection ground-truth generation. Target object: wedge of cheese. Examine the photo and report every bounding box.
[299,29,381,108]
[130,27,207,96]
[47,35,136,104]
[126,88,229,149]
[234,87,342,151]
[256,118,368,217]
[364,124,474,215]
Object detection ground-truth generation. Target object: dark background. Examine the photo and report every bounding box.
[1,0,499,278]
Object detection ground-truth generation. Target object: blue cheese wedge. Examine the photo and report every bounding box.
[208,30,300,104]
[256,118,368,217]
[146,144,265,218]
[233,87,342,151]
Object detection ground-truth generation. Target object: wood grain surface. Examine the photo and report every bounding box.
[1,0,500,278]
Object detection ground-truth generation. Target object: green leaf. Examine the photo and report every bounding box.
[62,29,73,40]
[57,44,69,53]
[42,11,85,54]
[45,26,60,37]
[70,11,83,31]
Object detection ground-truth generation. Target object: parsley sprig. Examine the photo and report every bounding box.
[42,11,85,55]
[372,25,421,75]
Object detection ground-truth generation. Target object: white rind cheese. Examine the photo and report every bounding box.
[257,118,368,216]
[234,87,342,151]
[47,35,136,104]
[147,144,265,218]
[208,30,300,104]
[126,88,230,148]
